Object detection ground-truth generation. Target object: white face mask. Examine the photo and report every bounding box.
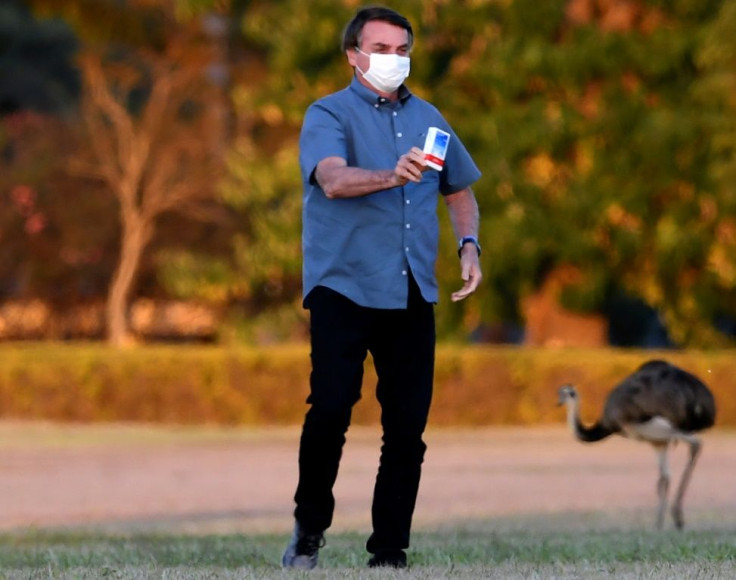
[355,47,410,93]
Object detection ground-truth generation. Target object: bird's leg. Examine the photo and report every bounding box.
[654,443,670,530]
[671,435,702,530]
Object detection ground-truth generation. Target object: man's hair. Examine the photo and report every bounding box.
[341,6,414,52]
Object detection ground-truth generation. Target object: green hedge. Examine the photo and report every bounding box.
[0,343,733,427]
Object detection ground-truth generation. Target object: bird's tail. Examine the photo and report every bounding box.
[573,420,615,442]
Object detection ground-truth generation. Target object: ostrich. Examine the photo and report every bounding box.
[557,359,716,530]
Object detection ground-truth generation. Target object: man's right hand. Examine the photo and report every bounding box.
[394,146,429,185]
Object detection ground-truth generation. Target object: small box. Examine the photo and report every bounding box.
[422,127,451,171]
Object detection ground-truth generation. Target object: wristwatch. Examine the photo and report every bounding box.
[457,235,481,258]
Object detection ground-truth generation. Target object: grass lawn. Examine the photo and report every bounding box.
[0,519,734,579]
[1,421,733,578]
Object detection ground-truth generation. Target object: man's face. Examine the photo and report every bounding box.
[347,20,410,72]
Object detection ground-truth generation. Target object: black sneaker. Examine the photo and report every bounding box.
[367,550,407,569]
[281,522,325,569]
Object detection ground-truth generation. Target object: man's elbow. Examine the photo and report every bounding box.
[314,158,347,199]
[320,178,351,199]
[321,183,341,199]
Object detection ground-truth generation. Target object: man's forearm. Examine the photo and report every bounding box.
[445,188,480,240]
[316,158,402,199]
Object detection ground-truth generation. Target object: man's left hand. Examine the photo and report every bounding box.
[451,248,482,302]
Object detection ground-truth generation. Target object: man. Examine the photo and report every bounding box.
[283,5,482,570]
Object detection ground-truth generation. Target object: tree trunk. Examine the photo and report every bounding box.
[106,213,151,346]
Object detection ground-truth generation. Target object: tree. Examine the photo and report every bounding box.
[692,0,736,340]
[431,0,729,345]
[153,0,351,341]
[73,19,223,345]
[0,0,115,315]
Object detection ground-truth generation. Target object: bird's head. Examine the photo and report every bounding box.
[557,384,578,406]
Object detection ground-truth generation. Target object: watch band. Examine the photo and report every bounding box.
[458,235,481,257]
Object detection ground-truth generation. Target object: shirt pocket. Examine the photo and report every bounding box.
[413,130,428,150]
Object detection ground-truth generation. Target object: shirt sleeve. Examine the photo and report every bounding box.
[438,126,482,195]
[299,101,347,186]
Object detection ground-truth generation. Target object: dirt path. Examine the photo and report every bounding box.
[0,423,733,533]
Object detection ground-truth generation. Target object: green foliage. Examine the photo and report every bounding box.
[694,1,736,318]
[156,250,234,303]
[425,0,734,344]
[223,141,302,302]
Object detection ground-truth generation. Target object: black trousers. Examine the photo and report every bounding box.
[293,276,435,554]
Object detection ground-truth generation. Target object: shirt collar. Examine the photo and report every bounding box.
[349,75,412,106]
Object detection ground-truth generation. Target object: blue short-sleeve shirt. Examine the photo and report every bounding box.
[300,76,481,309]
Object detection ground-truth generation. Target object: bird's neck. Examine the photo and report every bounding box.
[565,399,585,438]
[564,397,613,442]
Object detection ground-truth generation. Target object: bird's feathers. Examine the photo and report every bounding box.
[601,360,715,433]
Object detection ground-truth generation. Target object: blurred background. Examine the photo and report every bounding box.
[3,2,736,543]
[2,0,736,350]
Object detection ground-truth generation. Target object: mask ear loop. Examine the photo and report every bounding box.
[354,46,368,77]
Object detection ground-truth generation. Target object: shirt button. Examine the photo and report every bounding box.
[406,199,410,204]
[374,104,379,108]
[397,132,403,137]
[406,223,411,229]
[402,270,407,276]
[405,247,410,252]
[393,112,398,117]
